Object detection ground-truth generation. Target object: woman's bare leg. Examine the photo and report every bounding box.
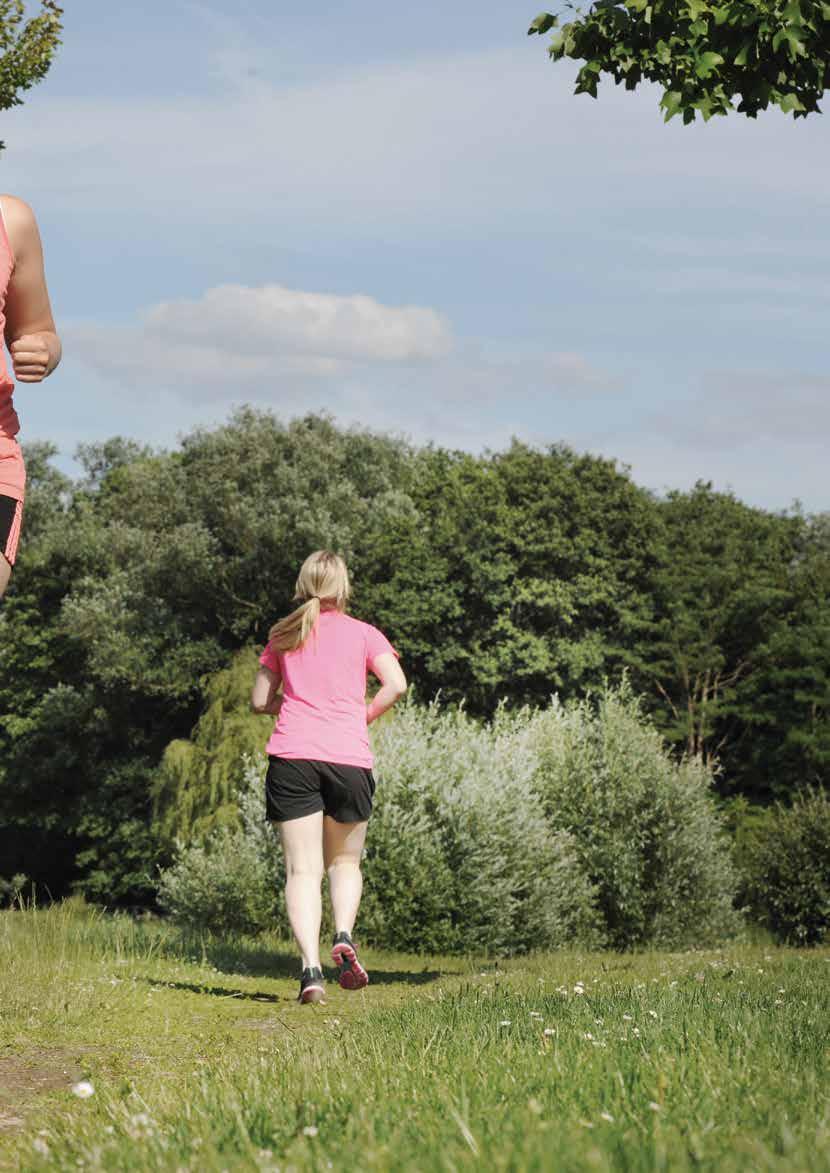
[0,555,11,599]
[323,817,368,936]
[278,812,324,970]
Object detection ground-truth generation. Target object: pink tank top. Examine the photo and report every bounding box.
[0,202,19,439]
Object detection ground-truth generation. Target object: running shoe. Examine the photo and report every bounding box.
[298,966,326,1004]
[331,931,369,990]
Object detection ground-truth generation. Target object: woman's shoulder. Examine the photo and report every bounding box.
[337,613,384,637]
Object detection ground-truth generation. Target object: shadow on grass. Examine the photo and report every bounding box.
[140,962,444,1006]
[175,936,447,986]
[138,977,287,1004]
[142,936,447,997]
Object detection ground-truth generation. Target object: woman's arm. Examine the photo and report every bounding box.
[367,653,407,725]
[2,196,61,382]
[251,665,282,715]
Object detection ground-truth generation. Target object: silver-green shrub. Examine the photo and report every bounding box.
[364,702,605,954]
[157,759,287,937]
[527,683,741,949]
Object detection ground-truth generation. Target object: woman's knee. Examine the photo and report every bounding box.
[284,857,324,882]
[326,853,362,878]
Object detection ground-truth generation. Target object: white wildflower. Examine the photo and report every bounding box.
[543,1028,556,1037]
[583,1032,594,1040]
[632,1027,641,1037]
[573,985,585,996]
[648,1101,661,1112]
[648,1010,658,1019]
[622,1014,633,1021]
[669,981,678,987]
[530,1011,543,1020]
[71,1081,95,1099]
[600,1111,614,1123]
[499,1020,511,1027]
[303,1125,319,1138]
[32,1138,50,1157]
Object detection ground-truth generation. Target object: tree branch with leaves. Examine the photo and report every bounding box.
[529,1,829,122]
[0,0,63,151]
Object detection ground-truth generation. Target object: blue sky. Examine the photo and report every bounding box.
[3,0,828,510]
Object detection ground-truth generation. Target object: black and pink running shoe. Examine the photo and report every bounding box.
[298,966,326,1004]
[331,932,369,990]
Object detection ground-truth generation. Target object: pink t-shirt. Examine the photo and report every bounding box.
[259,610,398,768]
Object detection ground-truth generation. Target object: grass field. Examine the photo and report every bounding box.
[1,902,828,1172]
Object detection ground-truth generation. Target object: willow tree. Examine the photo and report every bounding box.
[0,0,63,150]
[151,648,273,853]
[529,1,829,122]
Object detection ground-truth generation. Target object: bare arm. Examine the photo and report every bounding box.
[367,653,407,725]
[251,665,282,715]
[2,195,61,383]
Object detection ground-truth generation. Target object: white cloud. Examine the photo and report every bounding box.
[65,283,453,389]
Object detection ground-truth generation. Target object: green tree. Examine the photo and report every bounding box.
[152,647,272,853]
[733,513,830,795]
[359,440,662,713]
[0,1,62,150]
[529,1,830,123]
[627,483,801,793]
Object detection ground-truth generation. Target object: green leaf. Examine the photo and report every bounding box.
[779,91,806,113]
[660,89,684,121]
[548,28,566,55]
[644,5,653,24]
[733,39,753,67]
[686,0,710,20]
[528,12,557,36]
[695,50,725,78]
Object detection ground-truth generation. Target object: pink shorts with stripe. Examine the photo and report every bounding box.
[0,436,25,565]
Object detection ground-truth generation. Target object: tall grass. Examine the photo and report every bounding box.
[2,906,827,1172]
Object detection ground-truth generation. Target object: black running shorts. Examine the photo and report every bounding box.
[265,756,376,824]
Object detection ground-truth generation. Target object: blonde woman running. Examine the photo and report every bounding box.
[252,550,407,1004]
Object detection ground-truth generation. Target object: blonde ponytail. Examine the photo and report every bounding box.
[266,550,350,655]
[268,596,321,654]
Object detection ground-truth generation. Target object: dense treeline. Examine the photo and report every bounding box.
[0,409,827,904]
